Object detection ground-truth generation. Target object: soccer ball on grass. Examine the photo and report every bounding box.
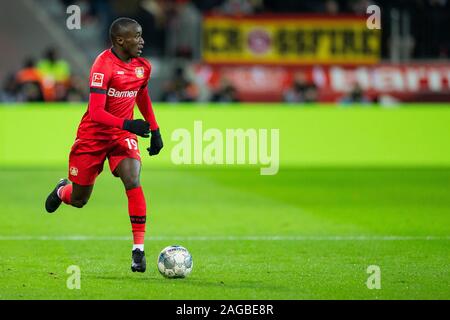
[157,245,193,278]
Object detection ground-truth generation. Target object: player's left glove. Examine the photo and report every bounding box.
[123,119,150,138]
[147,128,163,156]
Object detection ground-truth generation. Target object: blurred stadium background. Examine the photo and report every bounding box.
[0,0,449,300]
[1,0,450,104]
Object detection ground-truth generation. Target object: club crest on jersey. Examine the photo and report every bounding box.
[91,73,104,87]
[70,167,78,176]
[135,67,144,78]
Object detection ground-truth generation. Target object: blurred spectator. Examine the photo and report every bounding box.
[161,66,199,102]
[263,0,324,12]
[283,72,318,103]
[37,47,71,101]
[0,74,19,103]
[166,0,202,59]
[347,0,375,14]
[411,0,450,59]
[135,0,169,57]
[65,75,89,102]
[219,0,265,15]
[210,78,240,102]
[194,0,227,12]
[15,58,44,102]
[340,84,371,104]
[19,82,45,102]
[324,0,340,15]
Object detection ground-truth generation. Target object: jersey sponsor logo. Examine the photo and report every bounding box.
[91,73,104,87]
[107,87,138,98]
[117,71,125,75]
[135,67,144,78]
[70,166,78,176]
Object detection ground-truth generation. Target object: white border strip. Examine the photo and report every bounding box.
[0,235,448,241]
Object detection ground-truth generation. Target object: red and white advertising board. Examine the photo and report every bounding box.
[193,64,450,102]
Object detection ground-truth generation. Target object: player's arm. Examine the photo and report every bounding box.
[136,84,163,155]
[88,61,150,137]
[89,90,150,137]
[88,89,123,128]
[136,85,158,130]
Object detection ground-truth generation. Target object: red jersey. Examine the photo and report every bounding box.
[76,49,157,140]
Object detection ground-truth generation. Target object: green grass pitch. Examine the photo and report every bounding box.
[0,104,449,299]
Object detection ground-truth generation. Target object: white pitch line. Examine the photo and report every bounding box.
[0,235,448,241]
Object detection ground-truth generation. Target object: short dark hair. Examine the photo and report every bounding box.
[109,17,139,43]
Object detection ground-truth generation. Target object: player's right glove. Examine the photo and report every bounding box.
[123,119,150,137]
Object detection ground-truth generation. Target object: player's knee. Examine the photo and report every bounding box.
[123,177,140,190]
[71,198,88,208]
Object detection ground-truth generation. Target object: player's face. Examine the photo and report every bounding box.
[123,24,144,58]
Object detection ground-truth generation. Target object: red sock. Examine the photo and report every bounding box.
[58,184,72,205]
[126,186,147,245]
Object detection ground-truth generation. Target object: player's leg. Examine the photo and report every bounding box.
[114,157,147,272]
[45,138,105,213]
[115,157,142,190]
[45,178,71,213]
[59,183,94,208]
[45,180,94,212]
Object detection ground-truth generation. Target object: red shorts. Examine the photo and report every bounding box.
[68,135,141,186]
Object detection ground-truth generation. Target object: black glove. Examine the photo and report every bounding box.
[147,128,163,156]
[123,119,150,137]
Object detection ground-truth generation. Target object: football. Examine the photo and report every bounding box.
[157,245,193,278]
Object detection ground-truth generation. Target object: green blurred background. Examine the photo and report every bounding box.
[2,104,450,168]
[0,104,449,299]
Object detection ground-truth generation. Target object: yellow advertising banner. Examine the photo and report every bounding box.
[203,16,381,65]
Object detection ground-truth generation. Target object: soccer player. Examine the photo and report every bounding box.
[44,17,163,273]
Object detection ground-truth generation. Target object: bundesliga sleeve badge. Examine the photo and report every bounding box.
[91,73,104,87]
[135,67,144,79]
